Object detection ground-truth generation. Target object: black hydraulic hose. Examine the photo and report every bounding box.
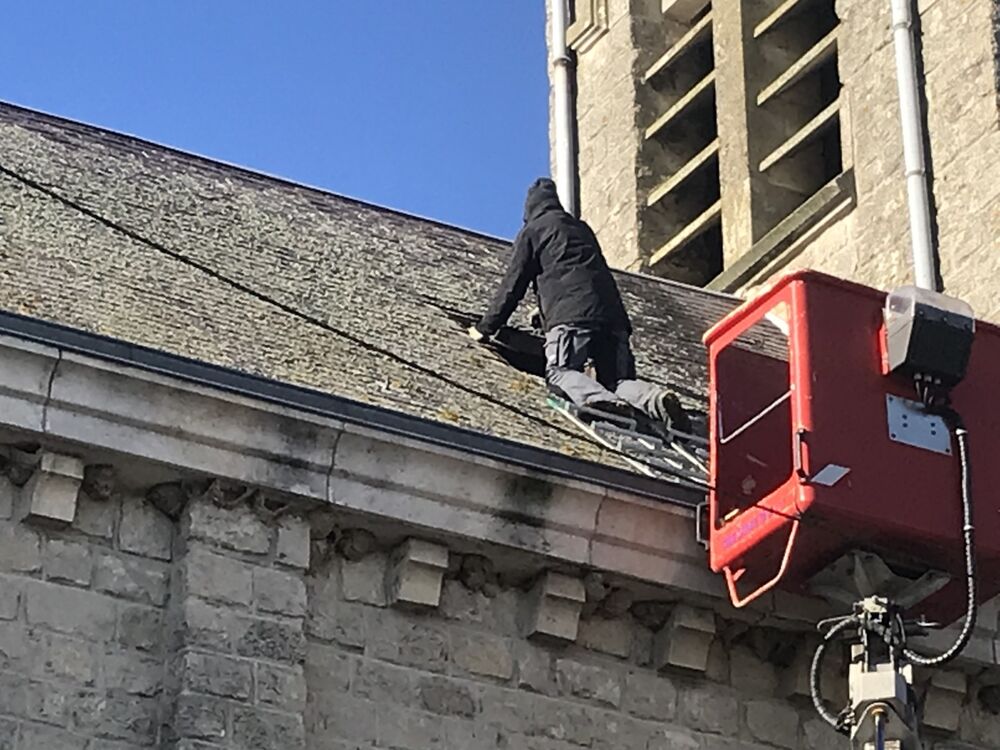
[810,617,856,734]
[903,423,976,666]
[809,410,975,734]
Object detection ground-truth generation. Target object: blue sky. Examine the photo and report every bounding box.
[2,2,549,239]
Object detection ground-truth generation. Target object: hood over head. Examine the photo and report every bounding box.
[523,178,564,222]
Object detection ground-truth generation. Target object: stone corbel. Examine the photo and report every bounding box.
[920,669,967,733]
[520,571,586,644]
[385,538,450,609]
[19,451,85,526]
[653,603,716,672]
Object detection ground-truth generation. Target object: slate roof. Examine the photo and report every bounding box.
[0,102,741,470]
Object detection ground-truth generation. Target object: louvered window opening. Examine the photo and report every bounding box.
[752,0,843,237]
[641,7,723,286]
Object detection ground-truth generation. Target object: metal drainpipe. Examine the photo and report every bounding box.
[890,0,937,290]
[551,0,579,216]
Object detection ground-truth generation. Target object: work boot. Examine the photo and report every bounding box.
[650,391,692,435]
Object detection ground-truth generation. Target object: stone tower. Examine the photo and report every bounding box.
[553,0,1000,318]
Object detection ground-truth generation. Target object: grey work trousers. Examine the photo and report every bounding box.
[544,325,664,418]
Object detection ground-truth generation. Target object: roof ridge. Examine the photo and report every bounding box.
[0,99,736,303]
[0,98,513,247]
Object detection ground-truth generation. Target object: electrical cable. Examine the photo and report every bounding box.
[810,616,855,734]
[902,419,976,666]
[0,163,589,436]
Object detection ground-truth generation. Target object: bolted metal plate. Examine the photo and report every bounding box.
[886,394,951,455]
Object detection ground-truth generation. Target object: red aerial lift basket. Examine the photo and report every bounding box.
[704,270,1000,622]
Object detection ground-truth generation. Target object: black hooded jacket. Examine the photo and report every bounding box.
[477,179,631,336]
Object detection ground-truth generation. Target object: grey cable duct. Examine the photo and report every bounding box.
[550,0,578,216]
[891,0,937,290]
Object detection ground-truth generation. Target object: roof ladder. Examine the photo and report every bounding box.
[546,396,709,490]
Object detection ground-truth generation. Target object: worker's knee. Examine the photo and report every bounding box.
[545,366,573,392]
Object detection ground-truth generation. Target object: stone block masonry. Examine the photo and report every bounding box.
[3,453,1000,748]
[168,491,310,750]
[0,478,171,748]
[303,542,1000,750]
[0,461,316,749]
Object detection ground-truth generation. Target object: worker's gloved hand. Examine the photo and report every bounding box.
[467,325,490,343]
[528,307,543,332]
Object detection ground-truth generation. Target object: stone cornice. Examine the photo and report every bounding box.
[0,333,717,592]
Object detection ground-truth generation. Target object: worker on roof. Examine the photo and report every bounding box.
[470,177,689,433]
